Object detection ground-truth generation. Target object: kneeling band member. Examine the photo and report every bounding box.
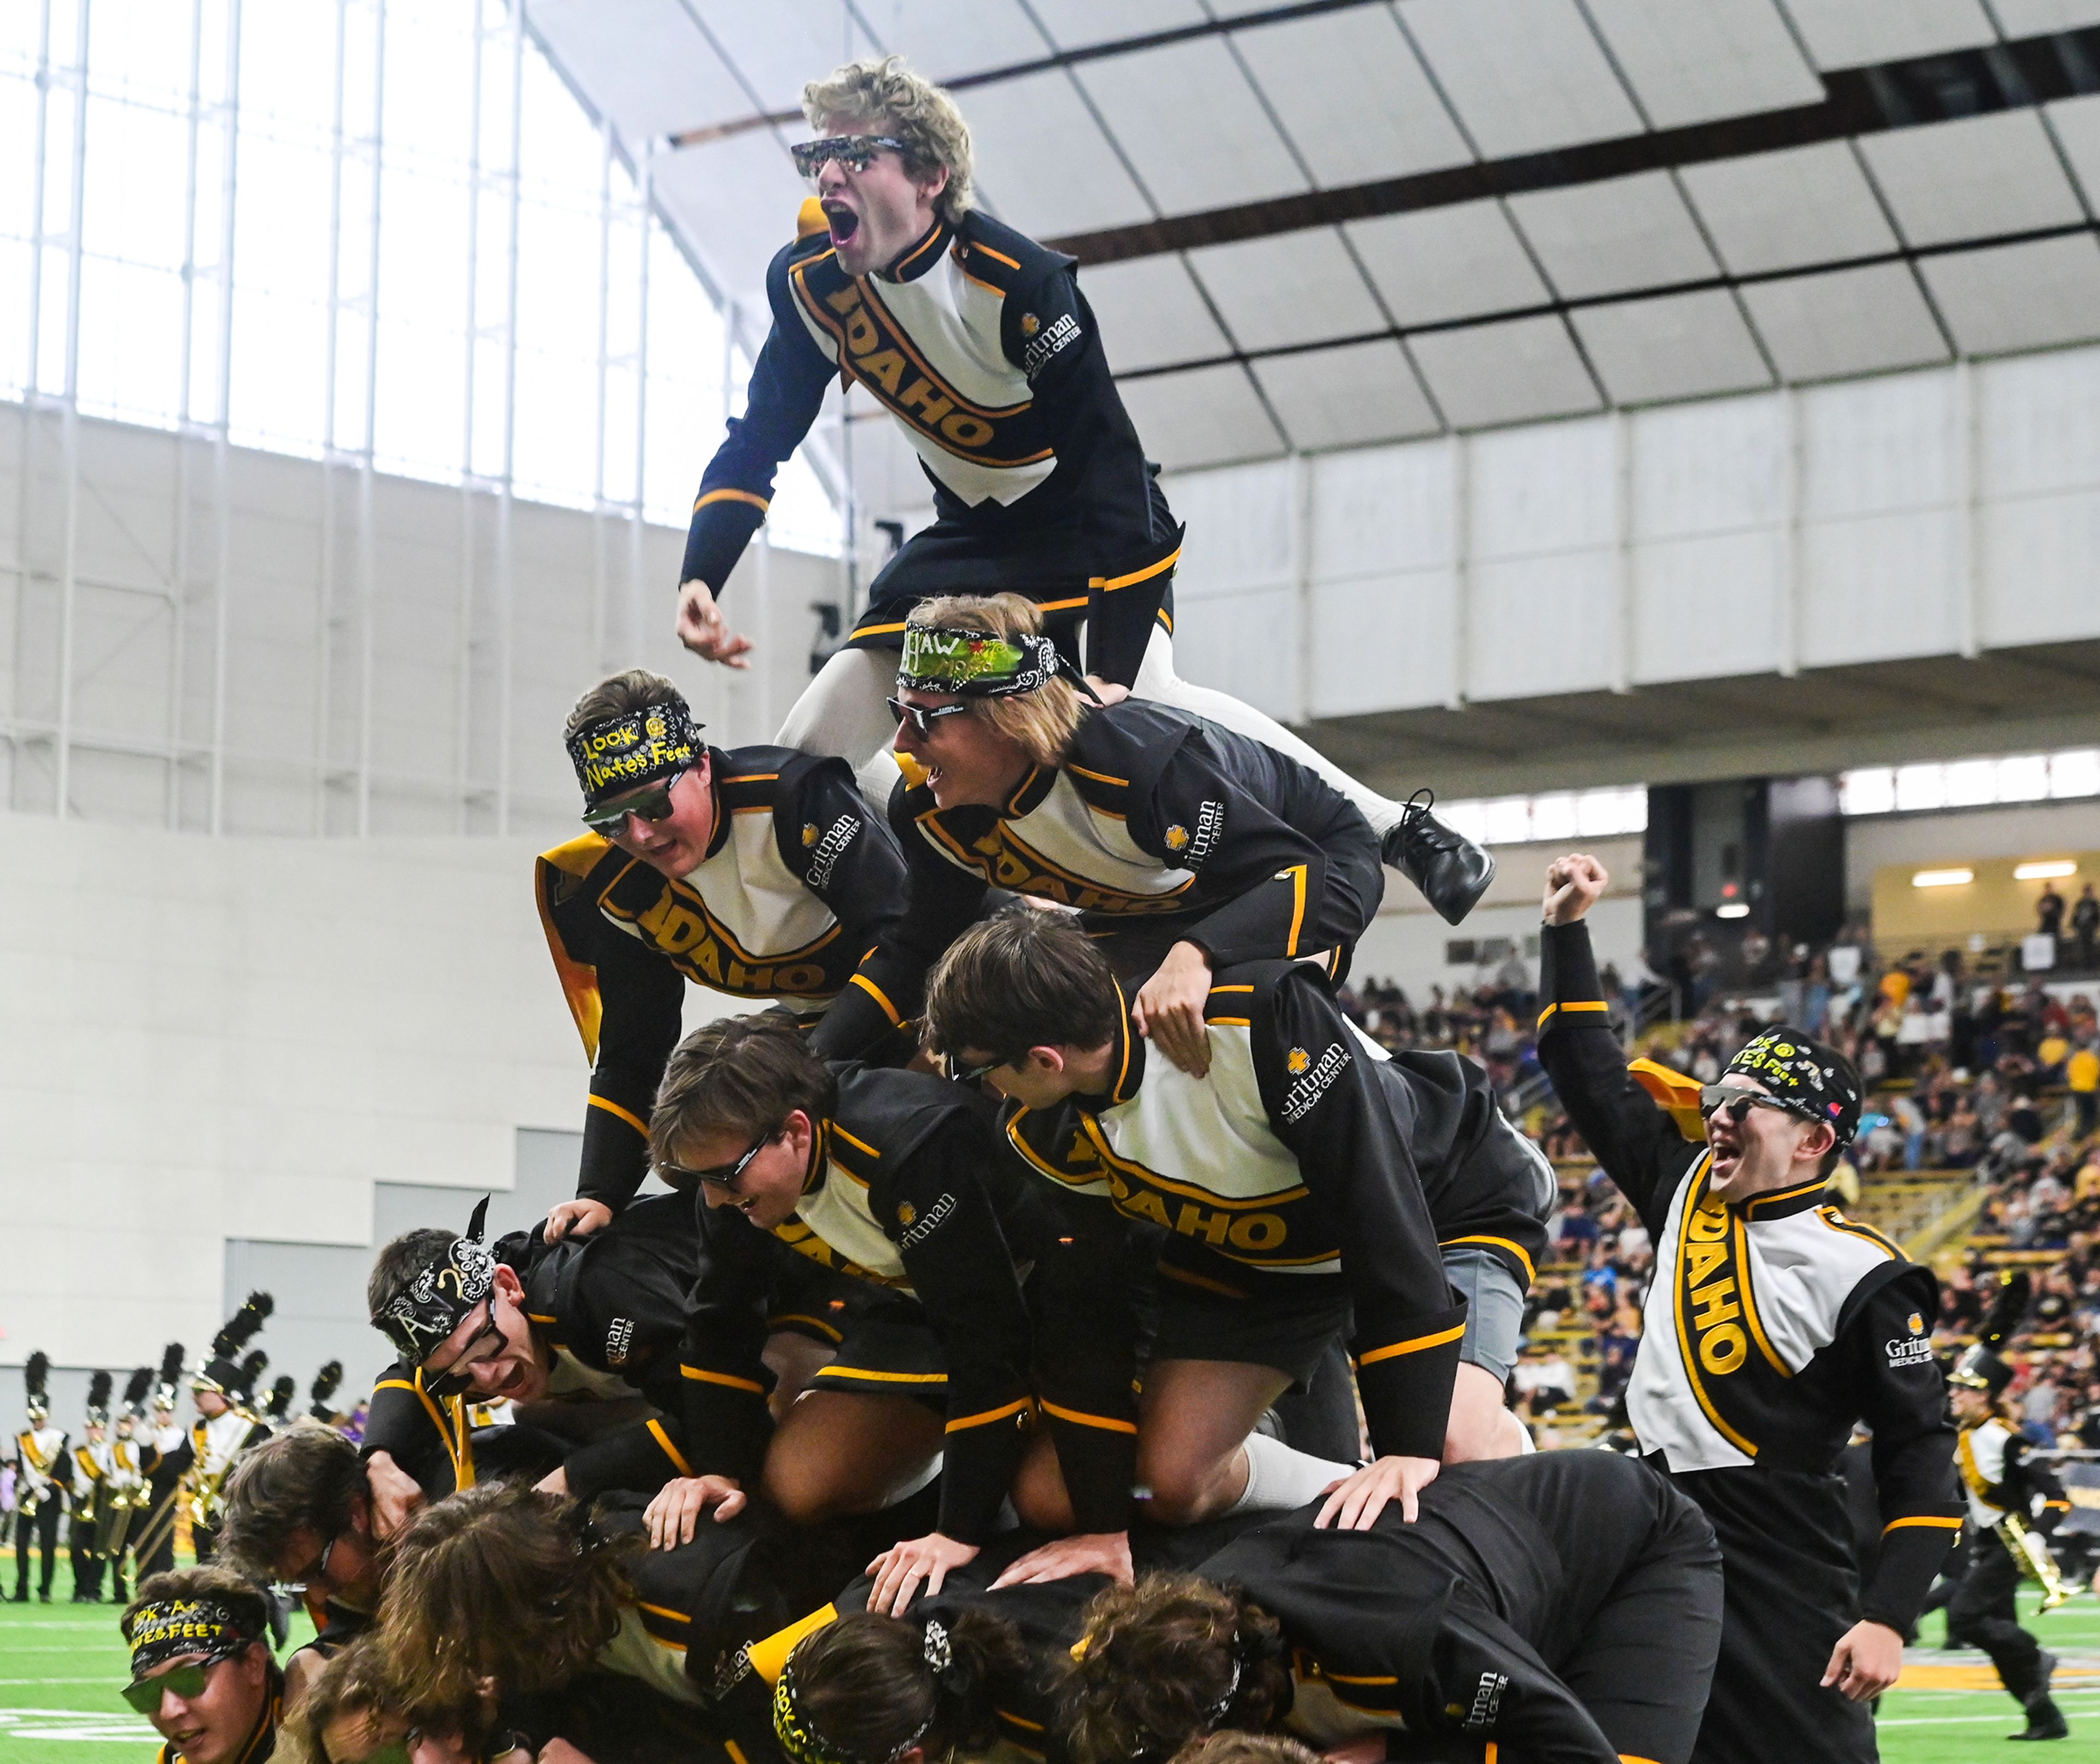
[540,670,918,1244]
[672,57,1489,922]
[885,594,1385,1076]
[1945,1273,2072,1742]
[650,1014,1132,1615]
[121,1567,284,1764]
[361,1195,856,1526]
[923,911,1550,1574]
[1536,853,1963,1764]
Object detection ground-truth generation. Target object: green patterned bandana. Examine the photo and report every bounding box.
[897,626,1063,698]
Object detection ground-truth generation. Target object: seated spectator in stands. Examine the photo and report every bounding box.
[2075,884,2099,972]
[2069,1035,2098,1141]
[1940,1264,1985,1335]
[1513,1347,1574,1419]
[2039,882,2067,953]
[1590,1329,1637,1413]
[2020,1363,2063,1445]
[1556,1198,1600,1259]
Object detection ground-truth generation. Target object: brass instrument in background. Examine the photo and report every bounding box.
[1998,1510,2072,1613]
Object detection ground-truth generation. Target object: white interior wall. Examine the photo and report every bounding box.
[1844,798,2100,911]
[1143,346,2100,724]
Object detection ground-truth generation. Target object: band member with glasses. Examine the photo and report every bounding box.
[879,594,1387,1080]
[220,1428,386,1703]
[539,669,921,1246]
[645,1014,1129,1615]
[1534,852,1963,1764]
[119,1567,284,1764]
[670,56,1492,924]
[358,1196,863,1536]
[919,910,1553,1588]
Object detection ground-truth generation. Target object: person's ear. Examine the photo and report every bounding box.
[1024,1045,1068,1077]
[494,1263,526,1302]
[917,163,948,205]
[348,1490,370,1536]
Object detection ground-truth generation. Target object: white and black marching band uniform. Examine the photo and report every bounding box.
[1947,1407,2072,1722]
[685,207,1180,690]
[677,1064,1135,1543]
[1001,960,1551,1520]
[539,746,919,1217]
[10,1355,66,1604]
[886,700,1384,985]
[1536,921,1963,1764]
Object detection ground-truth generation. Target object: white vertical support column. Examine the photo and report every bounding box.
[313,0,349,833]
[54,0,90,823]
[493,0,522,836]
[1446,430,1469,713]
[11,0,54,814]
[353,0,385,838]
[207,0,241,836]
[1954,355,1982,661]
[453,0,485,833]
[166,0,206,830]
[1778,384,1802,680]
[626,150,652,675]
[1289,449,1313,725]
[1609,407,1633,696]
[590,115,614,674]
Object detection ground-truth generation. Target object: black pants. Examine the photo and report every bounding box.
[1669,1462,1877,1764]
[11,1500,62,1597]
[67,1514,104,1601]
[1947,1531,2044,1706]
[191,1517,219,1564]
[130,1491,180,1581]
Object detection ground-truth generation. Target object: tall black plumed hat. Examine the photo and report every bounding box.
[266,1376,295,1423]
[24,1350,50,1421]
[233,1350,269,1403]
[122,1366,153,1419]
[85,1370,113,1426]
[195,1293,273,1395]
[153,1342,185,1411]
[1950,1271,2029,1397]
[310,1361,343,1419]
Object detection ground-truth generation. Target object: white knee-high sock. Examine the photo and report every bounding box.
[1129,628,1407,838]
[773,646,904,809]
[1226,1430,1356,1515]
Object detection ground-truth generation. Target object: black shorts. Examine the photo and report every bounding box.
[765,1250,873,1350]
[1146,1247,1355,1392]
[804,1303,951,1415]
[845,498,1180,664]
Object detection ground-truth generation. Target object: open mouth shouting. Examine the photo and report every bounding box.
[1707,1119,1745,1185]
[822,196,860,244]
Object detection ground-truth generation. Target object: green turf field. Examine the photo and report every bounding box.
[2,1557,2098,1762]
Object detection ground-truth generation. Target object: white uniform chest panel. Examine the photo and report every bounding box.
[1961,1420,2012,1522]
[868,272,1029,412]
[672,813,841,1005]
[1010,773,1194,898]
[1740,1211,1892,1371]
[20,1428,62,1478]
[1100,1028,1307,1207]
[200,1411,252,1473]
[797,1165,911,1288]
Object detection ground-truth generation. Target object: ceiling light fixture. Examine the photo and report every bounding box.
[2012,860,2077,881]
[1911,868,1974,889]
[1714,903,1749,919]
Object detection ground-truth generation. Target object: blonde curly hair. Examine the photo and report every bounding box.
[803,56,974,221]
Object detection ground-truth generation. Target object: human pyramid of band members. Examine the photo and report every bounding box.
[19,50,2079,1764]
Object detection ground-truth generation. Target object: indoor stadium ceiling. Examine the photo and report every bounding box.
[527,0,2100,473]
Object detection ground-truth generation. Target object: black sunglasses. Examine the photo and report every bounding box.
[661,1124,783,1191]
[792,134,910,178]
[886,697,972,739]
[121,1658,229,1714]
[421,1300,503,1403]
[943,1052,1019,1086]
[581,770,688,836]
[1698,1083,1822,1129]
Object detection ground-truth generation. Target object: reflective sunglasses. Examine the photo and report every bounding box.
[121,1658,228,1714]
[420,1300,503,1403]
[286,1531,346,1592]
[661,1124,783,1191]
[886,697,972,739]
[581,770,688,836]
[943,1052,1016,1086]
[1698,1083,1822,1129]
[791,134,910,179]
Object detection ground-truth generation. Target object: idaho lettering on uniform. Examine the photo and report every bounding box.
[633,887,832,997]
[1098,1168,1287,1253]
[819,282,1004,453]
[1683,1204,1750,1376]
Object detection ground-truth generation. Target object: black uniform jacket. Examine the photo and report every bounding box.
[888,701,1383,986]
[1191,1453,1720,1764]
[1004,962,1502,1477]
[363,1195,837,1503]
[1535,919,1964,1632]
[680,1065,1133,1540]
[682,208,1179,687]
[537,745,917,1211]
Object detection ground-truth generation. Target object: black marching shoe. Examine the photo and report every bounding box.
[2011,1652,2068,1741]
[1382,790,1496,926]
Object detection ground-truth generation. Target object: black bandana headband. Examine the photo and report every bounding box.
[1724,1029,1860,1148]
[374,1198,497,1365]
[896,626,1068,698]
[126,1598,257,1678]
[567,704,705,810]
[771,1623,949,1764]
